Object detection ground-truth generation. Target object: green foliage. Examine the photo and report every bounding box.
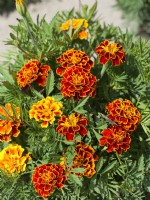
[0,1,149,200]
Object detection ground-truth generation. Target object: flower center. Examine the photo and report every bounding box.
[72,74,83,85]
[71,54,81,64]
[104,43,119,54]
[63,114,79,128]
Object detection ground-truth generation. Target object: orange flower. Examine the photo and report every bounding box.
[100,126,131,154]
[56,48,94,76]
[0,144,31,174]
[17,59,51,88]
[29,97,63,128]
[0,103,21,142]
[95,40,126,66]
[60,19,88,40]
[69,141,98,178]
[60,66,96,101]
[32,163,67,199]
[106,99,141,133]
[56,113,88,141]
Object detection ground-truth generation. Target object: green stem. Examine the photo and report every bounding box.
[100,63,108,79]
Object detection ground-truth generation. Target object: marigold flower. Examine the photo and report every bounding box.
[60,19,88,40]
[106,99,141,133]
[69,141,98,178]
[29,97,63,128]
[32,163,66,199]
[100,126,131,154]
[0,103,21,142]
[17,59,51,88]
[56,113,88,141]
[60,66,96,101]
[95,40,126,66]
[0,144,31,174]
[56,48,94,76]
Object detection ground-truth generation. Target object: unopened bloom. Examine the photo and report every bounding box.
[60,18,88,40]
[29,97,63,128]
[0,103,21,142]
[106,99,141,133]
[0,144,31,174]
[17,59,51,88]
[56,113,88,141]
[100,126,131,154]
[56,48,94,76]
[60,66,96,101]
[69,141,98,178]
[95,40,126,66]
[32,163,66,199]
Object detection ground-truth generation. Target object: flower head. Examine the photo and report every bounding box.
[60,66,96,101]
[32,163,66,199]
[106,99,141,133]
[29,97,63,128]
[56,113,88,141]
[56,48,94,76]
[0,103,21,142]
[95,40,126,66]
[69,141,98,178]
[0,144,31,174]
[17,59,51,88]
[100,126,131,154]
[60,19,88,40]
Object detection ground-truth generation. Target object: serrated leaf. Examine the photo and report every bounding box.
[88,1,97,20]
[46,70,55,96]
[70,168,85,173]
[0,68,14,84]
[49,12,59,37]
[96,157,103,172]
[52,94,63,101]
[101,160,117,174]
[138,154,144,172]
[73,96,89,111]
[69,174,82,186]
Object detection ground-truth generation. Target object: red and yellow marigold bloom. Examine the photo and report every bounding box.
[0,103,21,142]
[106,99,141,133]
[17,59,51,88]
[69,141,98,178]
[29,97,63,128]
[0,144,31,174]
[95,40,126,66]
[56,48,94,76]
[60,18,88,40]
[56,113,88,141]
[32,163,67,199]
[100,126,131,154]
[60,66,96,101]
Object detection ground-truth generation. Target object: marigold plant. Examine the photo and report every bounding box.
[0,103,21,142]
[56,48,94,76]
[56,113,88,141]
[68,141,98,178]
[100,125,131,154]
[95,39,126,66]
[17,59,51,88]
[106,99,141,133]
[0,144,31,174]
[60,18,88,40]
[60,66,97,101]
[0,1,149,200]
[32,163,67,199]
[29,96,63,128]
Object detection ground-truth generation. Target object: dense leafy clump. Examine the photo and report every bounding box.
[0,1,149,200]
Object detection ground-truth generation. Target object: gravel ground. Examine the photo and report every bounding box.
[0,0,126,58]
